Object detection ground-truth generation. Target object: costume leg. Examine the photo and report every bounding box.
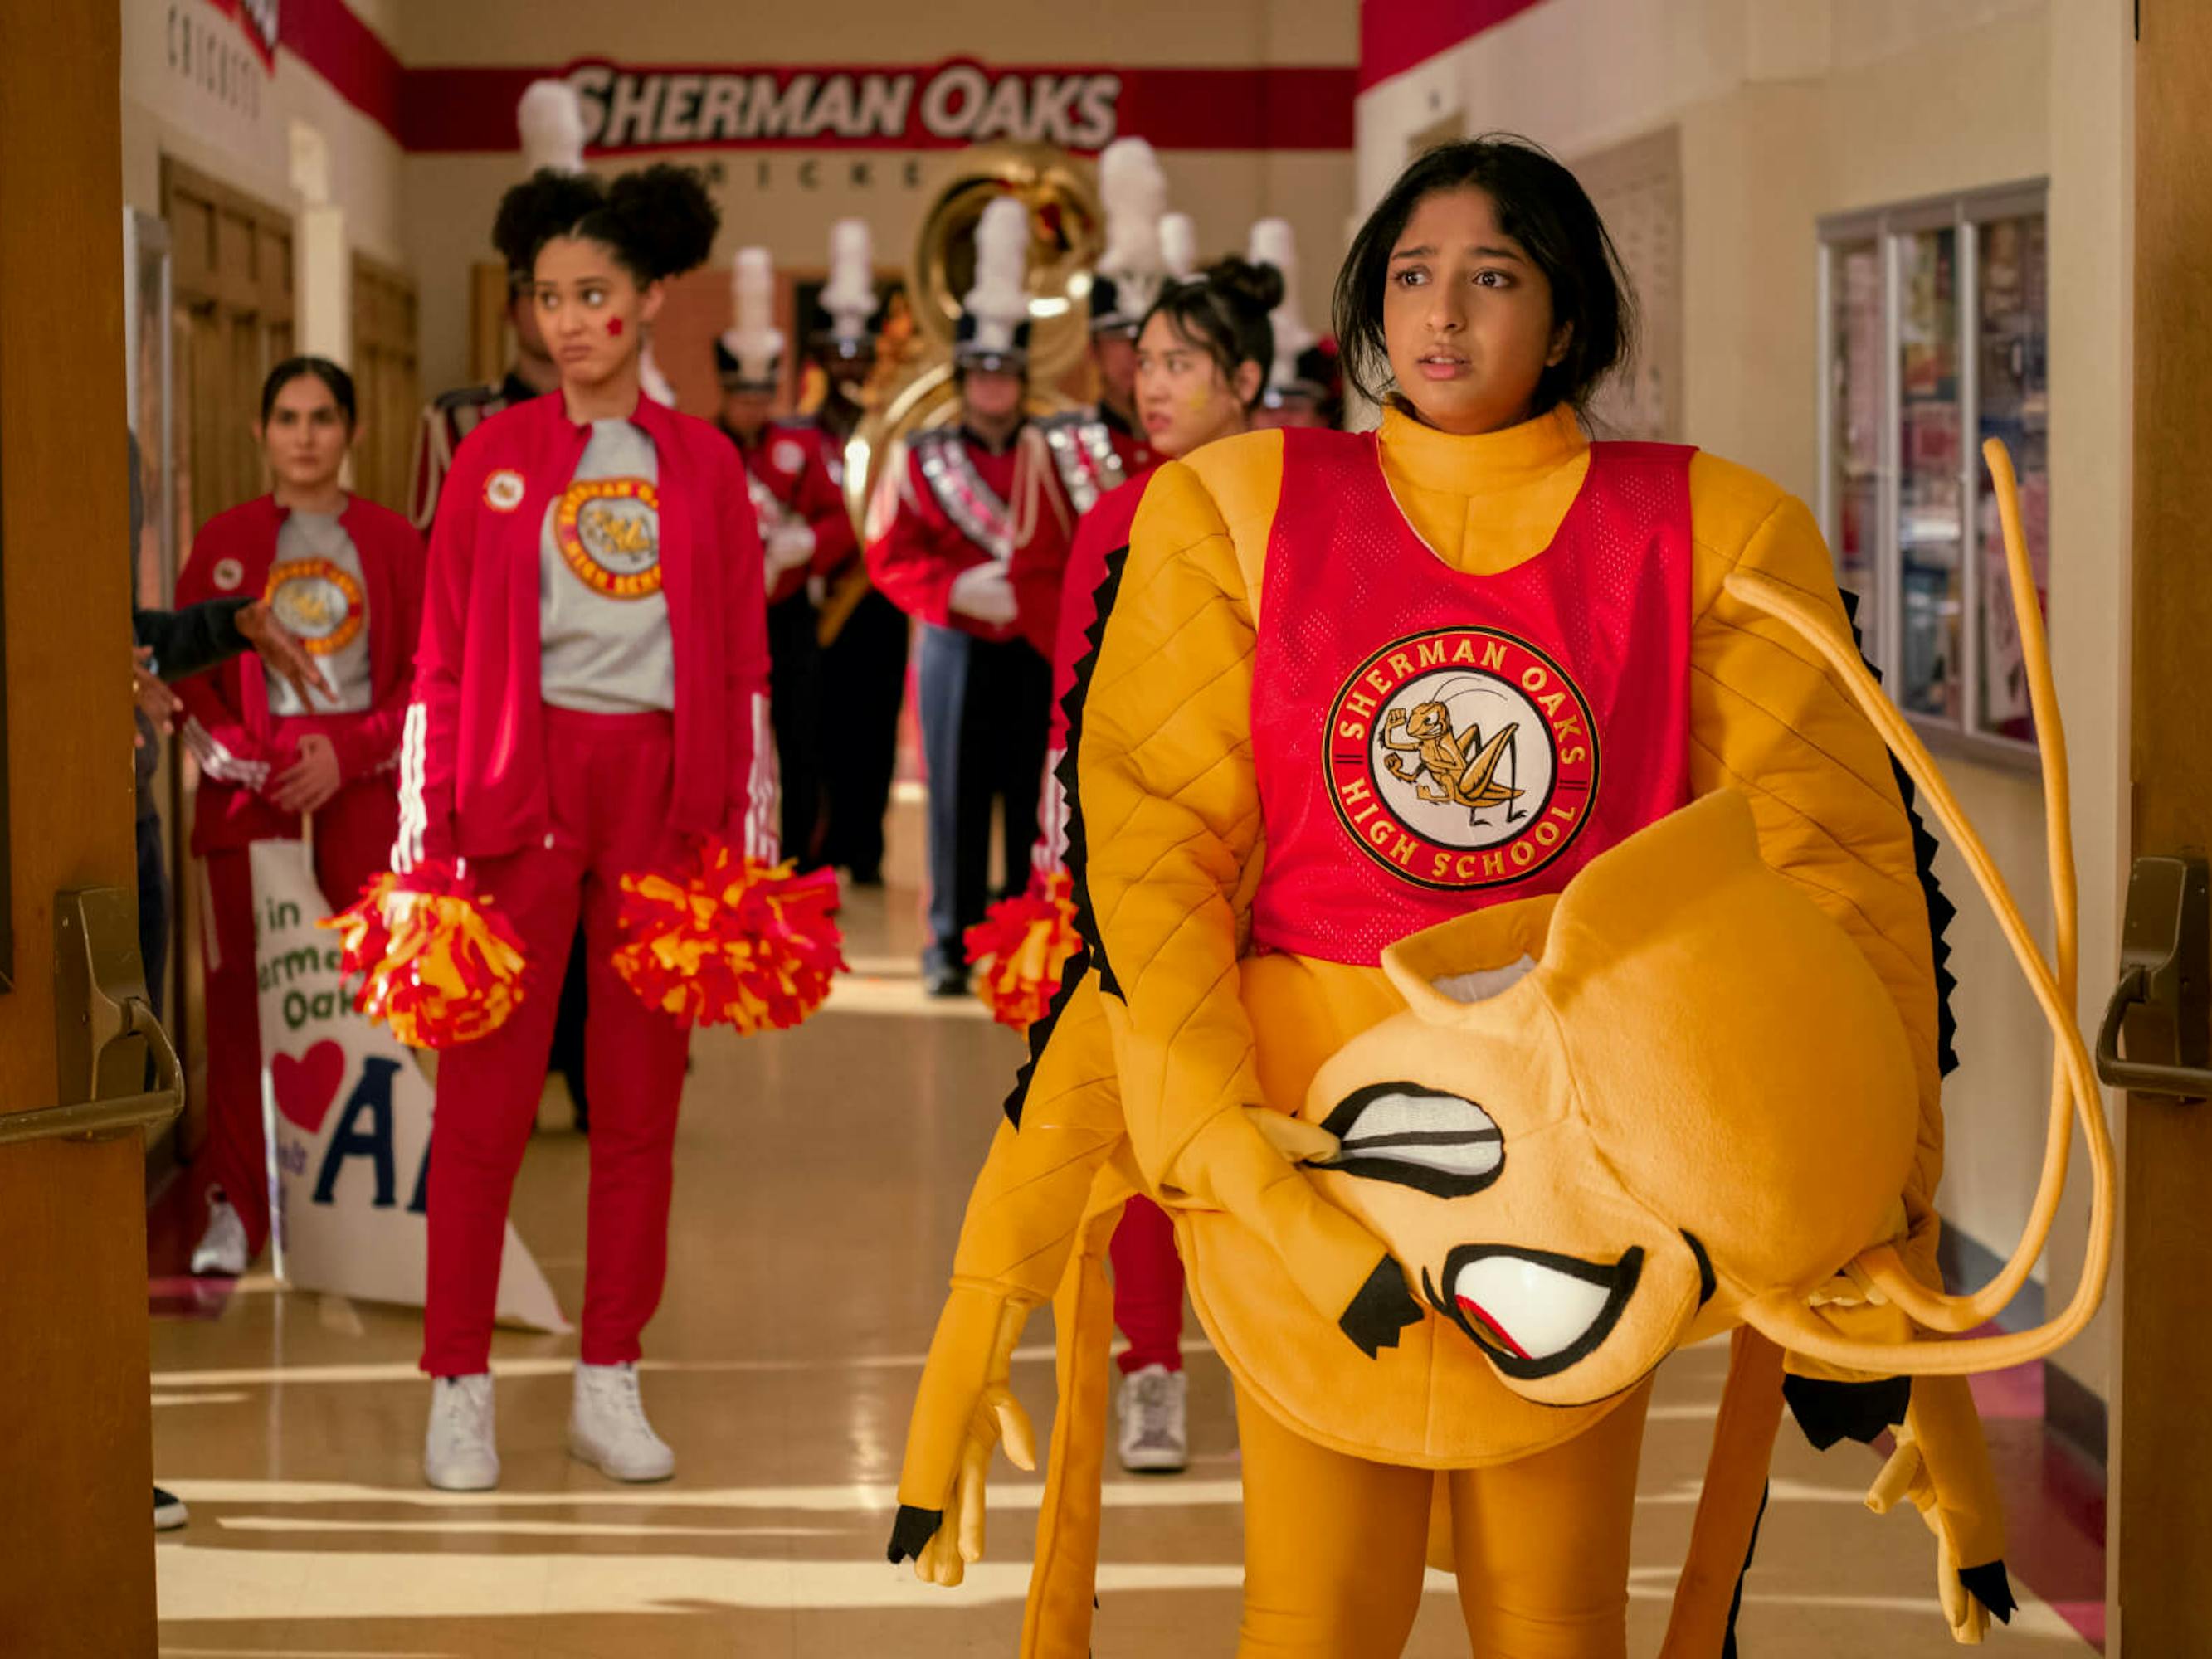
[915,621,974,975]
[1445,1377,1651,1659]
[197,845,271,1253]
[420,841,584,1376]
[767,591,824,868]
[573,715,690,1365]
[1235,1383,1430,1657]
[1659,1328,1785,1658]
[1108,1196,1184,1373]
[1021,1206,1119,1659]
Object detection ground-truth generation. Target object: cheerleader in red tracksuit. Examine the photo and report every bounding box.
[176,358,425,1278]
[1016,257,1283,1473]
[395,163,773,1492]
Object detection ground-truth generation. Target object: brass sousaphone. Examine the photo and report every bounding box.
[818,144,1104,644]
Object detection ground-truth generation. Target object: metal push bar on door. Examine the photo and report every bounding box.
[0,888,183,1148]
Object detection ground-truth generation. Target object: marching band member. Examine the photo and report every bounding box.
[400,162,773,1492]
[178,358,424,1276]
[1037,138,1165,518]
[716,246,855,868]
[813,220,907,889]
[1247,218,1342,431]
[865,197,1076,995]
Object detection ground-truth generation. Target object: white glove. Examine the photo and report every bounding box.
[947,565,1018,628]
[765,523,816,578]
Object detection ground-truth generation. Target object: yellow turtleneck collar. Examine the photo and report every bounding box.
[1376,401,1592,577]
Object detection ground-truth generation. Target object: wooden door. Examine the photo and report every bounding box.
[0,2,161,1651]
[161,161,291,1159]
[164,158,293,532]
[351,254,421,513]
[2117,4,2212,1651]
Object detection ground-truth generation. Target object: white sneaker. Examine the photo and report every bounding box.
[569,1361,675,1482]
[424,1374,500,1491]
[190,1194,249,1277]
[152,1486,189,1531]
[1118,1364,1189,1473]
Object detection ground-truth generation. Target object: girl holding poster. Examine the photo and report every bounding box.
[175,358,425,1282]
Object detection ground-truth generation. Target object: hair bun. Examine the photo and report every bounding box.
[1204,255,1285,319]
[606,163,721,281]
[492,168,602,274]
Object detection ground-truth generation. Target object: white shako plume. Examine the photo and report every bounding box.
[721,246,785,386]
[964,195,1033,356]
[517,79,587,174]
[821,219,879,345]
[1247,217,1318,393]
[1158,212,1199,282]
[1094,137,1168,319]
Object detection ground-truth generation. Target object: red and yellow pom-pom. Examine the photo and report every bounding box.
[319,864,529,1049]
[963,869,1080,1031]
[612,839,846,1033]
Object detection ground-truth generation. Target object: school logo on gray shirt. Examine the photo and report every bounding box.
[266,509,374,717]
[554,475,662,600]
[540,419,675,714]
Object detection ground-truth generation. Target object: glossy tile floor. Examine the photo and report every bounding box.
[150,871,2102,1657]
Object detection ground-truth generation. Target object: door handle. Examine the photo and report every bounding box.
[0,888,184,1150]
[2094,854,2212,1100]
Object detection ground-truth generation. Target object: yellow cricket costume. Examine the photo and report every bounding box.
[894,403,2014,1656]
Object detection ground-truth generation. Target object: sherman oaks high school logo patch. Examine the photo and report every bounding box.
[555,476,662,600]
[1326,627,1599,891]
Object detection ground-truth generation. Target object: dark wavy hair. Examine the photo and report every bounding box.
[1333,134,1635,419]
[494,163,719,288]
[259,356,356,428]
[1140,255,1283,411]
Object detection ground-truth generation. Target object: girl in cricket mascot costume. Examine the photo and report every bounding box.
[889,134,2112,1657]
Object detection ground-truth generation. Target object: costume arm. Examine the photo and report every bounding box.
[1689,463,1942,1238]
[891,969,1127,1576]
[864,448,959,627]
[1078,459,1411,1346]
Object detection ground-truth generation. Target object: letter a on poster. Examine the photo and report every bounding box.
[251,838,568,1332]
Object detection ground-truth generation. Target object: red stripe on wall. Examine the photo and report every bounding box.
[280,2,405,132]
[397,63,1355,156]
[1357,0,1549,92]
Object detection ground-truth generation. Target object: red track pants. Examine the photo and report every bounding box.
[197,778,397,1254]
[421,708,692,1377]
[1109,1195,1185,1374]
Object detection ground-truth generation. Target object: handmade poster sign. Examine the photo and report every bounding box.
[250,836,567,1332]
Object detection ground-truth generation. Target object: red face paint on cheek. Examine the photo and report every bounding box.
[606,317,625,338]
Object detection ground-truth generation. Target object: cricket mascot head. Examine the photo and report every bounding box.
[1298,441,2113,1408]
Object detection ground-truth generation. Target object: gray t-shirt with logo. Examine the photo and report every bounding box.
[540,418,675,713]
[266,508,373,716]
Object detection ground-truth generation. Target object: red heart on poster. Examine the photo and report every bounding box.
[271,1042,346,1136]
